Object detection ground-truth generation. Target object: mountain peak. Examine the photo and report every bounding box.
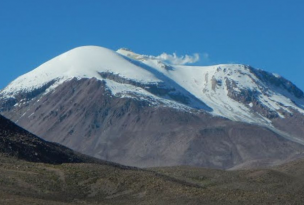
[1,45,304,127]
[1,46,304,169]
[1,46,161,97]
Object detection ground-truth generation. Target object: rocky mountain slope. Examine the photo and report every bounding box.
[1,46,304,169]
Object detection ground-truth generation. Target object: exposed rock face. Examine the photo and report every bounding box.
[1,78,304,169]
[225,78,279,119]
[250,68,304,98]
[99,72,189,104]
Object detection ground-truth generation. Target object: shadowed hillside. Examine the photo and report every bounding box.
[0,114,101,164]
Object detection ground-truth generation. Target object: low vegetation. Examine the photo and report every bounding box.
[0,155,304,204]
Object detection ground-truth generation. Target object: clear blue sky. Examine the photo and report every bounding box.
[1,0,304,90]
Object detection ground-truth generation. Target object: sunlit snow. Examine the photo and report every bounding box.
[1,46,304,128]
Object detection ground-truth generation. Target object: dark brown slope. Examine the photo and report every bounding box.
[2,78,304,169]
[0,114,102,164]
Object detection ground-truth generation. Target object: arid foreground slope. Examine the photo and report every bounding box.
[1,155,304,205]
[1,114,304,204]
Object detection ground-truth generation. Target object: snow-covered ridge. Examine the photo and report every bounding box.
[1,46,304,126]
[2,46,162,95]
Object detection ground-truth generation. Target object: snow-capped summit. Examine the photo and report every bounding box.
[1,46,304,127]
[1,45,304,169]
[1,46,161,96]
